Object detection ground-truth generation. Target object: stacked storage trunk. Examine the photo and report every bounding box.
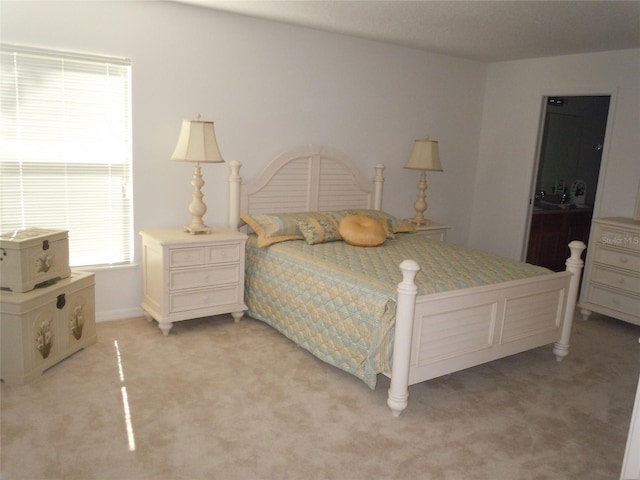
[0,229,96,385]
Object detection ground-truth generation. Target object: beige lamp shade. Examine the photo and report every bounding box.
[171,120,224,163]
[404,139,443,171]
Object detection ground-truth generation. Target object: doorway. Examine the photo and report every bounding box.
[525,95,610,271]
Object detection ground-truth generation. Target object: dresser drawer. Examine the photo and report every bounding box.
[169,264,241,290]
[590,265,640,295]
[169,285,242,313]
[592,245,640,272]
[586,285,640,318]
[596,225,640,252]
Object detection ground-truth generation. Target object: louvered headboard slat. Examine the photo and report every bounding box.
[228,145,384,230]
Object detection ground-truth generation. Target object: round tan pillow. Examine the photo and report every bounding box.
[338,214,387,247]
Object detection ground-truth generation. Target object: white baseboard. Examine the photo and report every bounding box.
[96,306,145,323]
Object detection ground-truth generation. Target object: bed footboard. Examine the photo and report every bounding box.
[387,241,585,417]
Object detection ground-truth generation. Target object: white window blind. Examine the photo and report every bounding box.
[0,45,133,267]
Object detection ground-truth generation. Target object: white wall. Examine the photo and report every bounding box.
[470,49,640,260]
[1,1,486,320]
[5,2,637,321]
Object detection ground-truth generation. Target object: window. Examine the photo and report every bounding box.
[1,45,133,267]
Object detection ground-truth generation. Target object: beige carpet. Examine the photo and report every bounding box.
[1,311,639,480]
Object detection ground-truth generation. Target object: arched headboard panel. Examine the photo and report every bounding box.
[229,145,384,230]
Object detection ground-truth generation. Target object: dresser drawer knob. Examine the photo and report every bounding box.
[619,256,629,264]
[611,297,620,306]
[616,277,625,285]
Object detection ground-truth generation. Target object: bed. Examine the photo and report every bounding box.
[227,144,585,416]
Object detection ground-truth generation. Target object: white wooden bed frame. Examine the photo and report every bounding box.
[228,145,585,416]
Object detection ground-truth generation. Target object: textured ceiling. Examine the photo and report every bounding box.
[173,0,640,62]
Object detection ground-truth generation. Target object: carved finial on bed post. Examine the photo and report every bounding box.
[553,240,586,362]
[374,164,385,210]
[388,259,420,417]
[228,160,242,231]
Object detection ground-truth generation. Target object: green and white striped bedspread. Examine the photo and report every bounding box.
[245,233,551,389]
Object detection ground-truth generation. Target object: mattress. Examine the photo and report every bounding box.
[245,233,551,388]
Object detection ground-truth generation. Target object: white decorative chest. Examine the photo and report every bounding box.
[140,228,248,335]
[0,271,96,385]
[0,228,71,293]
[580,217,640,326]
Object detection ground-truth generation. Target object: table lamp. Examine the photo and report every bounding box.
[171,118,224,234]
[404,138,443,225]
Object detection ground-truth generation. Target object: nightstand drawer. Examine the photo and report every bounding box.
[169,247,206,268]
[586,285,640,317]
[169,285,242,313]
[591,265,640,295]
[207,243,241,264]
[593,246,640,272]
[169,264,241,290]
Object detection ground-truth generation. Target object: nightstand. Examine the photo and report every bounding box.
[140,228,247,335]
[412,220,450,241]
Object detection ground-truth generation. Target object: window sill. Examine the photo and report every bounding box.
[74,262,139,272]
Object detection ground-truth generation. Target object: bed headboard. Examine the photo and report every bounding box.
[228,144,385,230]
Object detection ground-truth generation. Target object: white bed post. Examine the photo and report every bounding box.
[228,160,242,231]
[553,240,586,361]
[373,164,385,210]
[388,259,420,417]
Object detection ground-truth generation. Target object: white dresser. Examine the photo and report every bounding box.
[580,217,640,326]
[140,228,247,335]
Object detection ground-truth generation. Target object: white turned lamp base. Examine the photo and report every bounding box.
[184,162,212,235]
[408,170,429,226]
